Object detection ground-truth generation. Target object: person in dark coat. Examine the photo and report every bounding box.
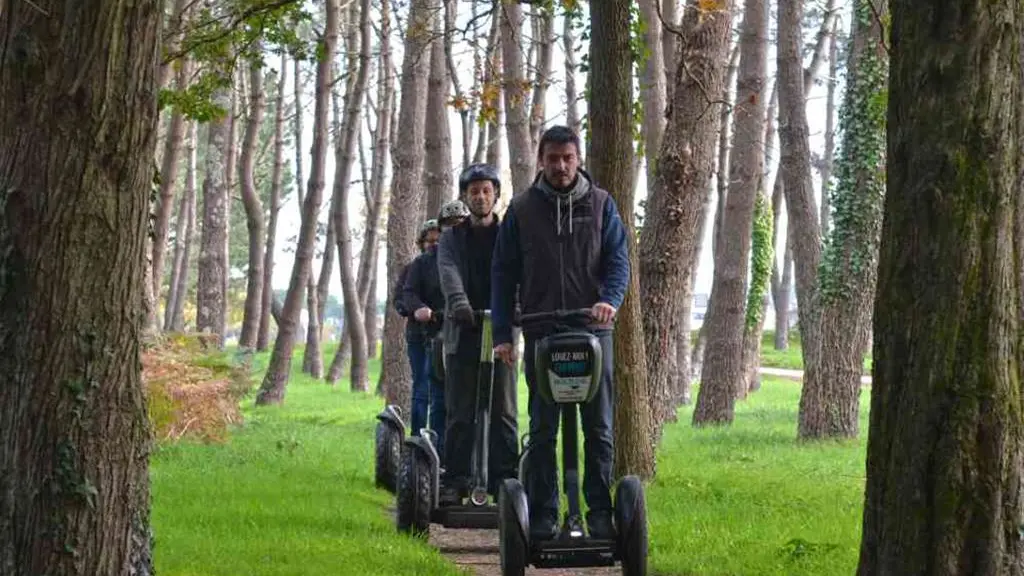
[490,125,630,541]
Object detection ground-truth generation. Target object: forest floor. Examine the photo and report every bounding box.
[149,342,869,576]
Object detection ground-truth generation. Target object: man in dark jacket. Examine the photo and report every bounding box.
[395,219,442,441]
[401,201,470,463]
[437,163,519,505]
[490,125,629,541]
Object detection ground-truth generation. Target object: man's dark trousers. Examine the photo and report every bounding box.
[443,330,518,495]
[522,331,615,522]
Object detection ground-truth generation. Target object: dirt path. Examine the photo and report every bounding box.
[428,523,621,576]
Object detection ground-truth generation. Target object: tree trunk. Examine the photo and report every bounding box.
[662,0,680,104]
[819,19,839,238]
[500,1,533,195]
[639,0,666,186]
[810,0,887,439]
[238,55,266,350]
[153,57,190,315]
[379,0,434,412]
[0,0,159,572]
[713,44,740,260]
[858,0,1024,571]
[196,86,231,346]
[639,0,734,440]
[694,0,766,425]
[424,13,452,221]
[302,214,331,378]
[443,0,472,167]
[256,0,338,405]
[778,0,824,438]
[590,0,655,480]
[329,0,372,392]
[564,13,582,136]
[165,121,198,332]
[258,55,288,351]
[528,8,553,152]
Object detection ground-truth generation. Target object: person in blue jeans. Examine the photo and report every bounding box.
[401,201,470,464]
[490,125,630,542]
[394,219,442,442]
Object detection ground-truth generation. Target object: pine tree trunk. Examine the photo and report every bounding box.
[858,0,1024,570]
[238,55,266,350]
[590,0,655,479]
[380,0,434,412]
[639,0,734,439]
[778,0,824,437]
[153,59,189,312]
[0,0,159,571]
[810,0,887,439]
[694,0,766,425]
[500,1,532,195]
[662,0,680,104]
[165,121,198,332]
[302,213,331,378]
[639,0,666,183]
[424,16,452,220]
[528,9,553,152]
[563,14,582,136]
[329,0,372,391]
[256,0,338,405]
[196,86,232,347]
[819,19,839,238]
[258,55,288,351]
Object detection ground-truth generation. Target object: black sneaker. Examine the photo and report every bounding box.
[529,511,558,541]
[586,509,615,540]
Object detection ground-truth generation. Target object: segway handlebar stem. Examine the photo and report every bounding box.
[516,308,593,329]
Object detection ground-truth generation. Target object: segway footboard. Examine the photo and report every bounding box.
[531,539,617,569]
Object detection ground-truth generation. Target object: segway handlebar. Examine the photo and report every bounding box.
[515,308,593,328]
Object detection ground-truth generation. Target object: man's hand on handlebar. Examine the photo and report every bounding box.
[494,342,516,366]
[591,302,616,324]
[413,307,433,322]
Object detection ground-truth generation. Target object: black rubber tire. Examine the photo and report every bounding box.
[375,421,401,493]
[396,446,432,537]
[498,479,528,576]
[615,475,648,576]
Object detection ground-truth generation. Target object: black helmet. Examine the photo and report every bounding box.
[458,163,501,199]
[416,219,441,247]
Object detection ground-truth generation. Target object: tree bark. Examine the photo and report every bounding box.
[639,0,667,187]
[819,19,839,238]
[166,121,199,332]
[858,0,1024,571]
[443,0,472,167]
[563,13,582,137]
[590,0,655,480]
[528,8,553,152]
[809,0,887,439]
[196,85,231,347]
[662,0,680,104]
[238,55,266,350]
[424,12,452,221]
[778,0,824,438]
[500,1,533,195]
[329,0,372,391]
[256,0,338,405]
[694,0,766,425]
[0,0,159,572]
[258,56,288,351]
[380,0,434,412]
[638,0,733,440]
[153,57,190,314]
[302,214,330,377]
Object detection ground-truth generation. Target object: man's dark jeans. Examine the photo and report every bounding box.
[427,335,446,463]
[406,338,430,439]
[523,331,614,522]
[442,333,518,495]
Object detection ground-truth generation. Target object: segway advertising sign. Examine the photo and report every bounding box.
[546,347,594,403]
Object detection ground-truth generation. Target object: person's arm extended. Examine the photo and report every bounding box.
[598,195,630,310]
[491,207,521,345]
[402,256,427,313]
[437,228,469,311]
[392,263,412,317]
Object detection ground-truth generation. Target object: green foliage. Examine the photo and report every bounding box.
[745,190,773,329]
[817,0,888,304]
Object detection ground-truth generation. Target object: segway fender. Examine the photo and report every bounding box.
[503,478,530,543]
[404,435,441,507]
[376,404,406,436]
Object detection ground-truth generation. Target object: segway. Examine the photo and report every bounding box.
[396,309,501,536]
[498,308,648,575]
[374,311,441,494]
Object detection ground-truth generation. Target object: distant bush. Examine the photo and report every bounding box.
[142,333,255,444]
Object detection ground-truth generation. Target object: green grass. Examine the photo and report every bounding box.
[152,347,870,576]
[757,331,873,375]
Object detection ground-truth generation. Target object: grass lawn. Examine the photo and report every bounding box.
[757,331,873,376]
[151,345,869,575]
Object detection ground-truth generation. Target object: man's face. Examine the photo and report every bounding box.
[423,229,440,249]
[465,181,496,217]
[539,141,579,189]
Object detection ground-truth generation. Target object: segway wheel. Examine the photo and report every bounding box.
[374,421,401,493]
[498,478,528,576]
[614,475,648,576]
[396,446,432,537]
